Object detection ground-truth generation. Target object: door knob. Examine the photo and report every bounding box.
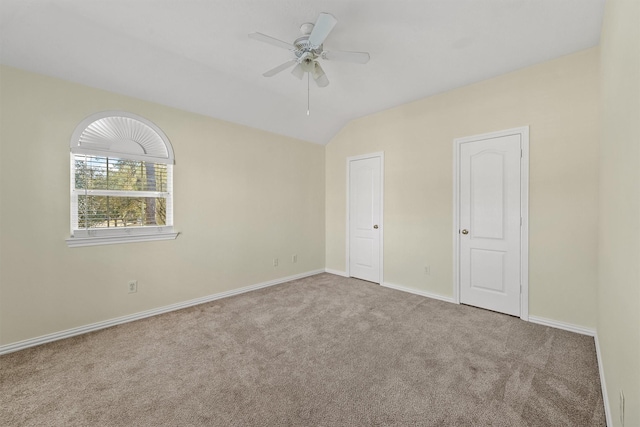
[373,225,379,229]
[461,229,469,235]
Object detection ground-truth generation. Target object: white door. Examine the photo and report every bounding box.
[349,155,382,283]
[459,133,522,316]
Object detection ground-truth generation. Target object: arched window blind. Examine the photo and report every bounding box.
[67,111,178,247]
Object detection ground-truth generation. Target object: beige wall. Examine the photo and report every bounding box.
[598,0,640,425]
[326,48,600,328]
[0,66,325,346]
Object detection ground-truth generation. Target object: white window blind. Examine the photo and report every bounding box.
[71,114,173,164]
[72,155,173,231]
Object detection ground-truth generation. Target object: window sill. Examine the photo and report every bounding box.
[66,232,179,248]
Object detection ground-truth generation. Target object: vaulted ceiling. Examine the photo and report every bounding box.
[0,0,605,144]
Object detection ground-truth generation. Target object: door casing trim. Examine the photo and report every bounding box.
[346,152,384,284]
[453,127,529,320]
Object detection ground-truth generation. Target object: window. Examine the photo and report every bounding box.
[66,111,178,247]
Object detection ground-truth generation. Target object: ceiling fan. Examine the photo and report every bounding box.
[249,12,370,88]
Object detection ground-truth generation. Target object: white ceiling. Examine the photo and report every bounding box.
[0,0,605,145]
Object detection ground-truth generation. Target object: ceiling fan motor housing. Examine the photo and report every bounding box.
[294,36,323,58]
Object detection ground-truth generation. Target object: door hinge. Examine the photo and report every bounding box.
[521,149,523,158]
[520,217,523,226]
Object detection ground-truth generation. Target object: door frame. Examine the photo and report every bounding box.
[346,152,384,284]
[453,127,529,320]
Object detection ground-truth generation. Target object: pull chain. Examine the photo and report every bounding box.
[307,71,310,116]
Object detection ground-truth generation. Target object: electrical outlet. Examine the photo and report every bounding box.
[273,258,278,267]
[424,266,431,275]
[292,254,297,263]
[620,390,625,426]
[128,280,137,293]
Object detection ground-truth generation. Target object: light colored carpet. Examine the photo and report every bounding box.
[1,273,605,426]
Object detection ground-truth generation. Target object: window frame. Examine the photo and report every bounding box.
[66,111,178,247]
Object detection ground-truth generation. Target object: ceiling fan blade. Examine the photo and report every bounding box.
[322,50,370,64]
[263,60,297,77]
[313,62,329,88]
[308,12,337,47]
[249,32,294,50]
[291,63,304,80]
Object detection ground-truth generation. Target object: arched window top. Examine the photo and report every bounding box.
[70,111,174,164]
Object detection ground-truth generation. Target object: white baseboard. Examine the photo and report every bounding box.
[323,272,456,305]
[0,269,324,355]
[325,268,349,277]
[382,282,456,304]
[594,333,612,427]
[528,315,596,336]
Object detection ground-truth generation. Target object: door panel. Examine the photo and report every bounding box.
[459,134,521,316]
[471,151,505,239]
[349,156,381,283]
[470,249,506,293]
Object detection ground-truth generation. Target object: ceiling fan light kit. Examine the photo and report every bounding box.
[249,12,370,115]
